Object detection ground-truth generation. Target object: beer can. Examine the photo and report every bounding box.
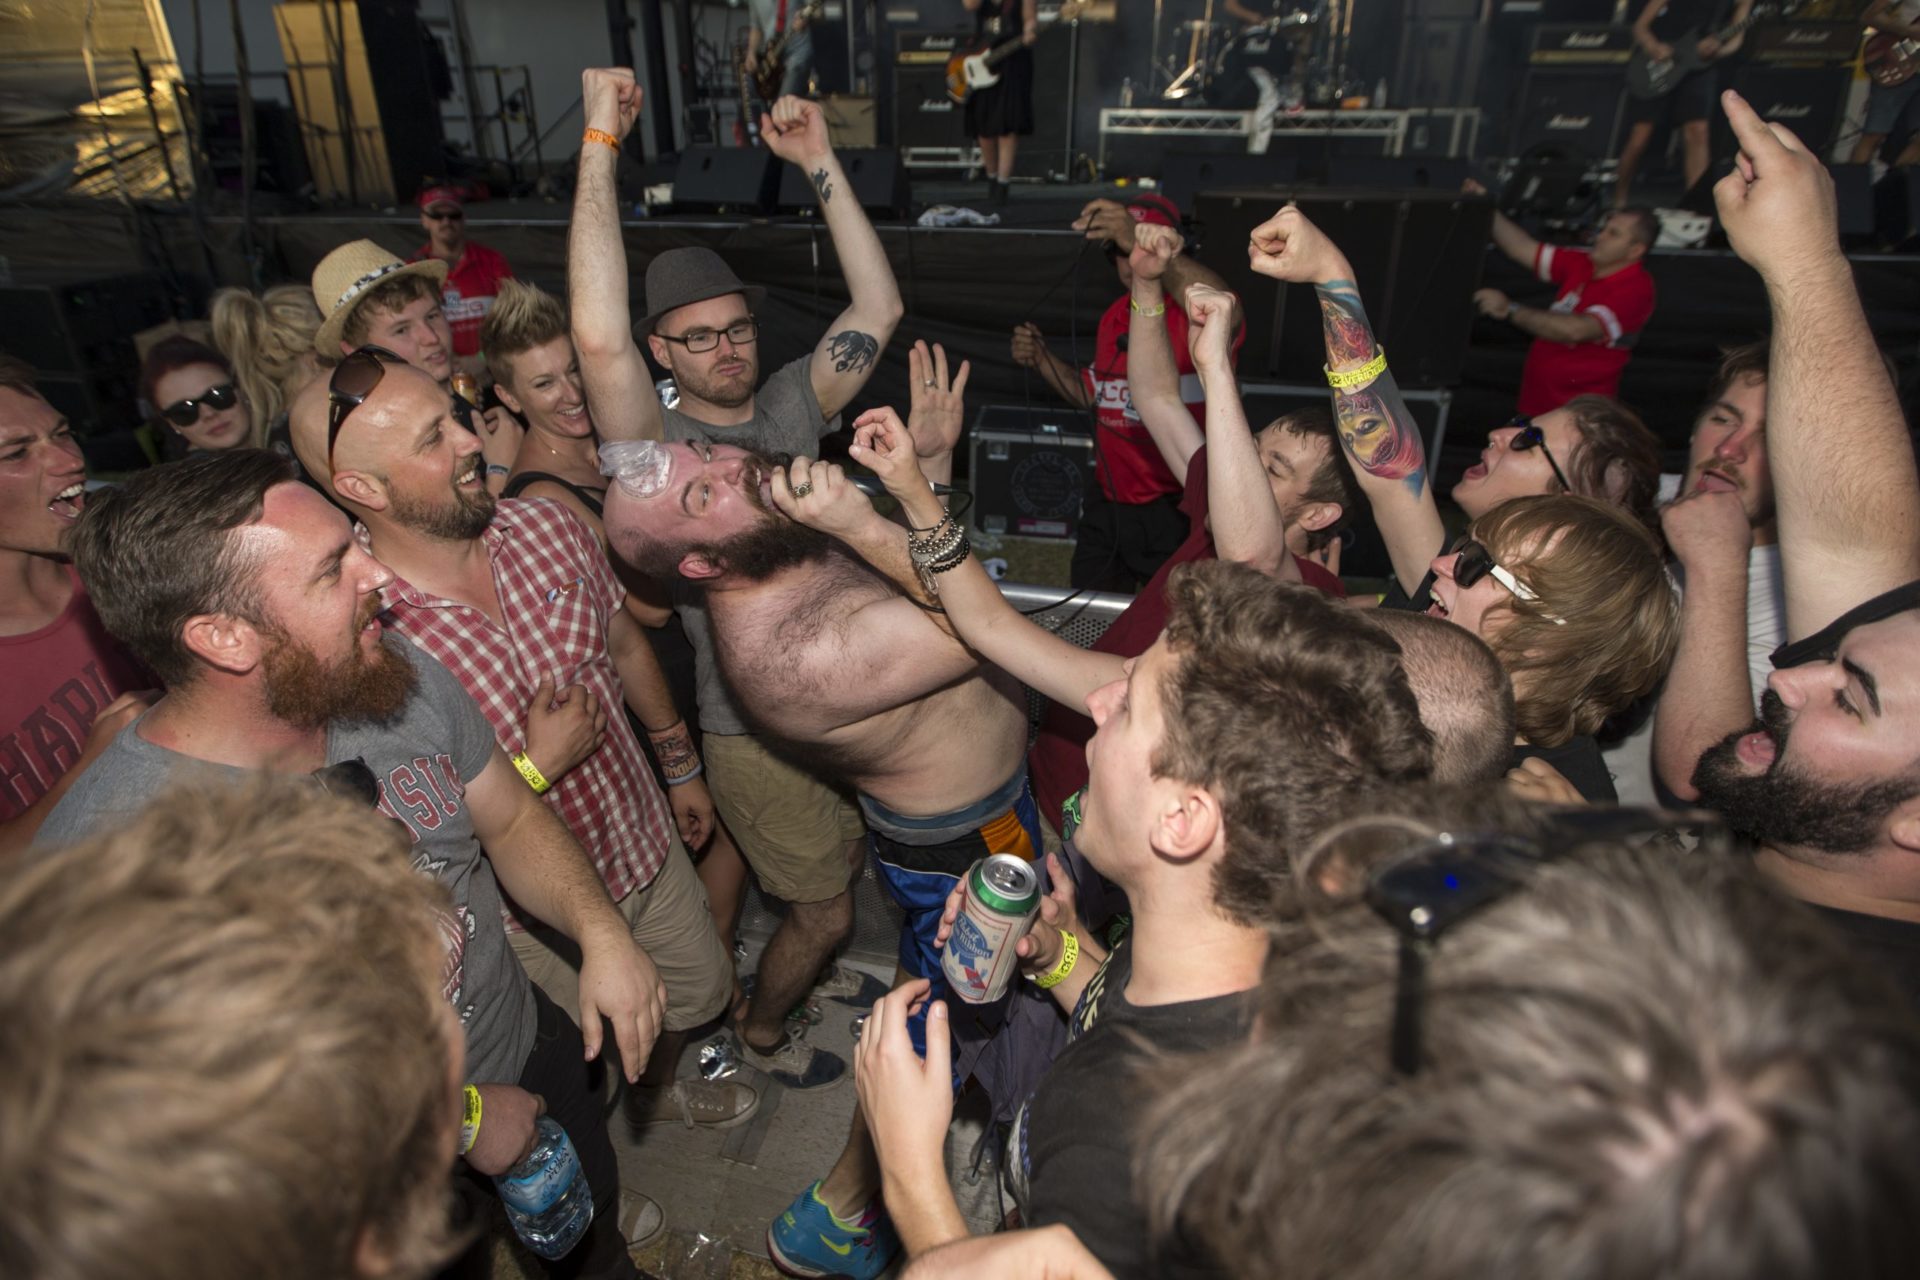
[451,371,480,406]
[942,854,1041,1005]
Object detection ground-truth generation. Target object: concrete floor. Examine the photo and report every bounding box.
[490,860,1007,1279]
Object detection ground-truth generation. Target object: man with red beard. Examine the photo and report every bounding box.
[0,355,148,854]
[37,448,665,1279]
[1677,91,1920,1006]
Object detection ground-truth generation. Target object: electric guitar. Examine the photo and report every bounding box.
[945,2,1085,104]
[1864,29,1920,88]
[1625,3,1790,100]
[750,0,825,104]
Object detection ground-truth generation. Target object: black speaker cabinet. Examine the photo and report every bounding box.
[672,147,780,213]
[1161,153,1299,214]
[968,426,1096,541]
[1325,155,1473,191]
[1193,189,1494,388]
[777,148,910,216]
[1712,65,1847,162]
[1511,70,1624,159]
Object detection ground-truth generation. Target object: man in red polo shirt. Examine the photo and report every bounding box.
[410,184,515,375]
[1010,194,1242,593]
[1469,189,1658,417]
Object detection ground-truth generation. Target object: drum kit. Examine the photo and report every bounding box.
[1149,0,1356,112]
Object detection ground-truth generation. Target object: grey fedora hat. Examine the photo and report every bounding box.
[636,247,766,338]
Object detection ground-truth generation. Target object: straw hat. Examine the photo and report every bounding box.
[310,240,448,356]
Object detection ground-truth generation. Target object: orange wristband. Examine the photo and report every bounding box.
[582,128,621,153]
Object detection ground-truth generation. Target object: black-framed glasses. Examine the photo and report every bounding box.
[1507,416,1572,493]
[655,318,758,353]
[1450,535,1567,625]
[327,345,406,470]
[1364,808,1729,1076]
[160,381,238,427]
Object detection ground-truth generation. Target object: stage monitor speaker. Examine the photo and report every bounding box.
[1193,189,1493,388]
[1510,70,1623,159]
[1161,154,1298,213]
[672,147,780,213]
[969,426,1096,541]
[1326,156,1472,191]
[1713,65,1846,161]
[1875,168,1920,250]
[777,148,910,216]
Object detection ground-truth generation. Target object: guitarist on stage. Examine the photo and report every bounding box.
[963,0,1038,207]
[747,0,814,101]
[1850,0,1920,167]
[1616,0,1754,207]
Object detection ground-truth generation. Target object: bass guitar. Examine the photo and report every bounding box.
[749,0,825,104]
[945,1,1084,104]
[1625,2,1790,100]
[1864,29,1920,88]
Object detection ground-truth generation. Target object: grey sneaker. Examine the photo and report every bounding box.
[738,1026,849,1091]
[811,963,890,1009]
[618,1188,665,1250]
[625,1078,761,1130]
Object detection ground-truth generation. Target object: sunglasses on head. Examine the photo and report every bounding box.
[327,345,407,471]
[160,382,238,428]
[1505,416,1572,493]
[424,207,463,221]
[1450,535,1567,625]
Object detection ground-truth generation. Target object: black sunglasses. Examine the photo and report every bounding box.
[1365,808,1730,1076]
[327,345,407,470]
[1448,534,1564,624]
[160,381,238,427]
[424,208,464,221]
[1507,416,1572,493]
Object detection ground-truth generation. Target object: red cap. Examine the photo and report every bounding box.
[417,185,463,212]
[1127,194,1182,228]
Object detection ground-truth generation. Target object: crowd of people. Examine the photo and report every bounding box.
[4,68,1920,1280]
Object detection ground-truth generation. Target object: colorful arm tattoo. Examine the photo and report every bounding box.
[1315,279,1428,498]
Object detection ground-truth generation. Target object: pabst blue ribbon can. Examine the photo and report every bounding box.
[942,854,1041,1004]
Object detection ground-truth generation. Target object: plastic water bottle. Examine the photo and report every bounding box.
[493,1116,594,1259]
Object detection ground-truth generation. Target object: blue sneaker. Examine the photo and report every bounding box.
[766,1182,900,1278]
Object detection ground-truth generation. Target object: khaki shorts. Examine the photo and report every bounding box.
[703,731,865,904]
[508,829,733,1033]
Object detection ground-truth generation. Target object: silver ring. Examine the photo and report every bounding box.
[923,380,935,387]
[790,481,814,499]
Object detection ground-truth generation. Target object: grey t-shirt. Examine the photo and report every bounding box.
[38,640,538,1084]
[660,353,832,735]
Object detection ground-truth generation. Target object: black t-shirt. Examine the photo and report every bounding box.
[1513,735,1617,803]
[1010,936,1247,1280]
[1648,0,1735,42]
[1812,904,1920,1015]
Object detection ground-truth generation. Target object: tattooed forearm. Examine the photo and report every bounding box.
[1316,279,1376,366]
[1334,378,1428,497]
[825,329,878,374]
[811,167,833,205]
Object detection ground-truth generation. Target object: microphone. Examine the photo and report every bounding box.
[848,475,958,498]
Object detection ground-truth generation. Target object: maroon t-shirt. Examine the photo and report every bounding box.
[1027,445,1345,826]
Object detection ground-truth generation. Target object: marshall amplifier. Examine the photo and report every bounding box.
[1511,70,1625,157]
[894,31,967,151]
[1528,23,1635,65]
[1714,64,1847,158]
[1747,21,1860,65]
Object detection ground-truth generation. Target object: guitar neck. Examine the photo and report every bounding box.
[1713,5,1772,44]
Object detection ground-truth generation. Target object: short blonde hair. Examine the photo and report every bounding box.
[210,285,325,434]
[0,781,466,1280]
[480,278,569,390]
[1471,493,1679,746]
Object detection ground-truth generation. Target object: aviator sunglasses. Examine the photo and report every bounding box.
[326,345,408,470]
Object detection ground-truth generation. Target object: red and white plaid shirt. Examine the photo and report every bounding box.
[364,498,673,932]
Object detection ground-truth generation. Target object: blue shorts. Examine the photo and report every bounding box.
[1866,77,1920,136]
[863,771,1043,1064]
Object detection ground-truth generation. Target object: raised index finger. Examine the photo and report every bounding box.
[1721,89,1804,161]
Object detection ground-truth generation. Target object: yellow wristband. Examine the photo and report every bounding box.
[511,751,551,795]
[582,128,622,153]
[460,1084,483,1156]
[1325,347,1387,390]
[1033,929,1080,990]
[1130,297,1167,318]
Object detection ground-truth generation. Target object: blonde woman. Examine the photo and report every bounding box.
[209,284,325,435]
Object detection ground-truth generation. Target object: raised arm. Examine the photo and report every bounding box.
[1124,224,1204,476]
[1464,177,1542,268]
[760,96,905,419]
[1248,204,1445,594]
[1186,284,1296,580]
[569,68,662,443]
[1713,90,1920,636]
[844,406,1125,711]
[1653,490,1760,800]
